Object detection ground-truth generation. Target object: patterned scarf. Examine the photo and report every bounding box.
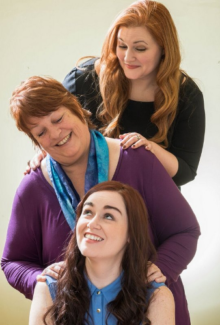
[46,130,109,230]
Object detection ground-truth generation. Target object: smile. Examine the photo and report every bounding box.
[56,133,71,146]
[124,63,140,69]
[84,233,103,242]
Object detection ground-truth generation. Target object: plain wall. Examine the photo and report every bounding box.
[0,0,219,324]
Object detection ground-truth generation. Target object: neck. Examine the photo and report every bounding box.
[61,135,91,199]
[85,257,122,289]
[129,76,158,102]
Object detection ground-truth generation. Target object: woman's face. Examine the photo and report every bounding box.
[77,191,129,263]
[116,26,163,82]
[28,106,90,166]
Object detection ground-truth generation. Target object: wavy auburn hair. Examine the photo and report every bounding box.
[97,0,182,147]
[45,181,156,325]
[10,76,93,148]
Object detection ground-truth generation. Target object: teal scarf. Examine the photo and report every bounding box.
[46,130,109,230]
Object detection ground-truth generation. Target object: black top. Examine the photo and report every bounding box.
[63,58,205,187]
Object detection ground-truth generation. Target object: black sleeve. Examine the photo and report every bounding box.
[62,58,102,127]
[169,78,205,186]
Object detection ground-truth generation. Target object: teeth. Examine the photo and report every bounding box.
[57,134,70,146]
[85,234,103,241]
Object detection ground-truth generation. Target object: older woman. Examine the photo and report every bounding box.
[29,181,175,325]
[2,76,199,325]
[63,0,205,186]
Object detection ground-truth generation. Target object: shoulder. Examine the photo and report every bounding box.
[15,167,48,197]
[117,146,157,171]
[105,137,121,180]
[151,285,174,307]
[63,57,99,94]
[147,285,175,325]
[34,281,52,299]
[179,75,204,105]
[13,166,56,216]
[30,282,53,325]
[45,275,58,301]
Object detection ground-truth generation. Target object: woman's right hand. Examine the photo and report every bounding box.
[24,150,47,175]
[37,261,65,282]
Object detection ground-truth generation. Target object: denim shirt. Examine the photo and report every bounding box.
[46,274,165,324]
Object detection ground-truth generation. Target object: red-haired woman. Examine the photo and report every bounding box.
[63,0,205,187]
[29,181,175,325]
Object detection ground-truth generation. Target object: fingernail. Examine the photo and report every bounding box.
[132,144,135,148]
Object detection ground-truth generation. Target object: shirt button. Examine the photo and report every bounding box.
[97,291,101,295]
[97,309,101,313]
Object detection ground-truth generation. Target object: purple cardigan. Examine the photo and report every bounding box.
[1,147,200,325]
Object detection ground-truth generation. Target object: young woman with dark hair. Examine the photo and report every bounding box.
[29,181,175,325]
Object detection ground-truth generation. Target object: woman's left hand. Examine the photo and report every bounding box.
[147,263,166,283]
[119,133,154,153]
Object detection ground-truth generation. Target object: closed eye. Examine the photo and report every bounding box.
[118,45,127,49]
[55,116,63,123]
[136,48,147,52]
[38,130,45,137]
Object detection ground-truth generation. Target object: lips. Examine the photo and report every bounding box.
[56,132,71,146]
[124,63,140,69]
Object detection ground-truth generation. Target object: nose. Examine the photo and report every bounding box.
[87,215,101,230]
[49,125,61,140]
[124,48,135,62]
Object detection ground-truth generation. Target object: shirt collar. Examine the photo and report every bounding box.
[86,272,123,304]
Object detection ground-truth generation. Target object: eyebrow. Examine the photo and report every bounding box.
[118,37,148,45]
[83,202,122,214]
[29,124,38,130]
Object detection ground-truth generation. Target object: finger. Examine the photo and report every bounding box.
[147,270,162,282]
[29,161,37,170]
[56,261,65,270]
[120,133,135,146]
[43,268,59,280]
[145,144,154,153]
[24,166,31,175]
[121,134,142,149]
[154,275,167,283]
[36,274,46,282]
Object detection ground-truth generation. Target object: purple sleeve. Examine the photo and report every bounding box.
[146,155,201,285]
[1,190,43,299]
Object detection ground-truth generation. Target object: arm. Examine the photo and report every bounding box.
[169,82,205,185]
[29,282,53,325]
[147,286,175,325]
[1,187,43,299]
[146,153,200,285]
[120,80,205,186]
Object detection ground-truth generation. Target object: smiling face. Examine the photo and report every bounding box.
[76,191,129,264]
[28,106,90,166]
[116,26,163,83]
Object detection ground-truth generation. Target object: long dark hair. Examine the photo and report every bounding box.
[45,181,156,324]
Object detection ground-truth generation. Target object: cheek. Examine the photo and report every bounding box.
[116,48,124,62]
